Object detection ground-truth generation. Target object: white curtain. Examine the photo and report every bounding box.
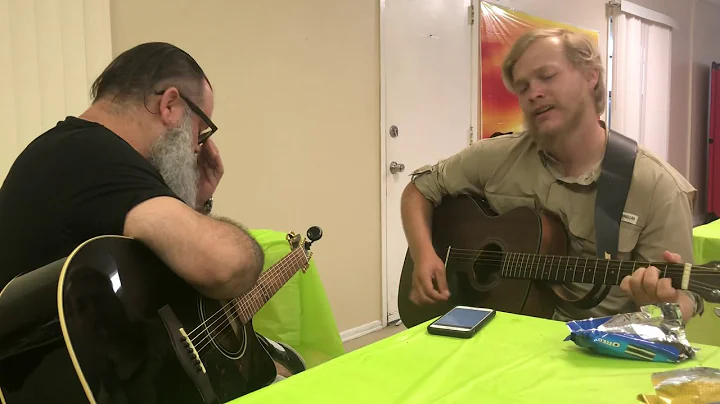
[610,7,672,160]
[0,0,112,180]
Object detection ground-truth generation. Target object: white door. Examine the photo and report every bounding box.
[383,0,474,323]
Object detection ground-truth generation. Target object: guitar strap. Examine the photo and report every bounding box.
[571,128,638,309]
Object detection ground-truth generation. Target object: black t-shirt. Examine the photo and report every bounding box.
[0,117,181,289]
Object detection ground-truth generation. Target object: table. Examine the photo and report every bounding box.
[233,311,720,404]
[687,219,720,346]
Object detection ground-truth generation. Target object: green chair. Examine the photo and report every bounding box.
[248,228,346,368]
[686,220,720,346]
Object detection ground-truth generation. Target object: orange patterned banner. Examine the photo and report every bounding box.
[479,2,598,140]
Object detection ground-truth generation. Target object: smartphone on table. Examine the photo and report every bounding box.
[427,306,496,339]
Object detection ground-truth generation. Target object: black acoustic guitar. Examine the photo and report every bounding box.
[397,194,720,328]
[0,226,323,404]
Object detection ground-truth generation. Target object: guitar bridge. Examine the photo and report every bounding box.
[159,305,218,403]
[180,327,206,374]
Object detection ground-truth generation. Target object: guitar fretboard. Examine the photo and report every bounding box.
[233,247,308,323]
[498,252,685,286]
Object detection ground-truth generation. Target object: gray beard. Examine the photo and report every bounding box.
[148,114,199,209]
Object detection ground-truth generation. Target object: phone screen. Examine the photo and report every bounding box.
[434,307,493,329]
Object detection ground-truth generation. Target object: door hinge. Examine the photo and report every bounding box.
[468,4,475,25]
[469,126,474,145]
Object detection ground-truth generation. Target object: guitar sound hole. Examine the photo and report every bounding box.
[471,242,503,290]
[198,298,247,360]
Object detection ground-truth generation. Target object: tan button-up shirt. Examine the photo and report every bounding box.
[411,129,698,321]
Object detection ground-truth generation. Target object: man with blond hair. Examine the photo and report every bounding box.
[400,28,702,323]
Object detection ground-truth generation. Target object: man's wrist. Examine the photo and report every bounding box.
[199,197,213,215]
[680,290,704,317]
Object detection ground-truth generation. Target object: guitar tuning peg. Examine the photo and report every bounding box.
[307,226,322,242]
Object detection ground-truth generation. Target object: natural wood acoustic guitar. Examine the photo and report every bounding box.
[397,194,720,328]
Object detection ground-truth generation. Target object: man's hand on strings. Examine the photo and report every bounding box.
[410,252,451,305]
[619,250,694,323]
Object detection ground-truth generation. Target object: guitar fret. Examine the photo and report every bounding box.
[507,253,512,277]
[556,257,562,281]
[526,253,531,279]
[605,260,615,285]
[563,257,568,282]
[500,252,506,277]
[516,253,521,278]
[515,253,521,278]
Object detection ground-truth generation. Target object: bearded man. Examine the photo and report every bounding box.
[0,42,264,300]
[401,28,702,324]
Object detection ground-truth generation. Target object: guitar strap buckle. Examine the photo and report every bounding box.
[570,129,638,310]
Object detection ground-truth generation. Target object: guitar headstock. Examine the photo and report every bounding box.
[286,226,323,273]
[689,261,720,305]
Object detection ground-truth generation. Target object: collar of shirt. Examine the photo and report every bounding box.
[536,120,608,186]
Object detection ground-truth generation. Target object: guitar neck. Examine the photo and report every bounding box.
[234,247,308,323]
[498,252,686,286]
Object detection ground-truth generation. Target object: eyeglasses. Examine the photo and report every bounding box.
[154,89,218,145]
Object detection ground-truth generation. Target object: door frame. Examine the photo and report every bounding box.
[379,0,389,327]
[379,0,480,326]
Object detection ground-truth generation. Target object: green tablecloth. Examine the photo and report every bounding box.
[233,311,720,404]
[248,229,345,368]
[687,220,720,346]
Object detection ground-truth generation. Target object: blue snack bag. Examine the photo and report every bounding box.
[564,303,697,363]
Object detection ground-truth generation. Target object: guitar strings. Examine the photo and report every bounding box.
[188,246,720,359]
[182,248,303,359]
[192,268,718,362]
[434,249,720,295]
[191,251,307,357]
[439,248,720,273]
[193,252,306,358]
[188,250,303,348]
[186,247,304,339]
[442,256,720,284]
[441,255,720,274]
[442,256,720,290]
[191,252,304,357]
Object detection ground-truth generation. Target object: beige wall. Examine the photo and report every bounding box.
[110,0,381,332]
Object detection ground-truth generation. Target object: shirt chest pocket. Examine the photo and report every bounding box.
[568,219,643,259]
